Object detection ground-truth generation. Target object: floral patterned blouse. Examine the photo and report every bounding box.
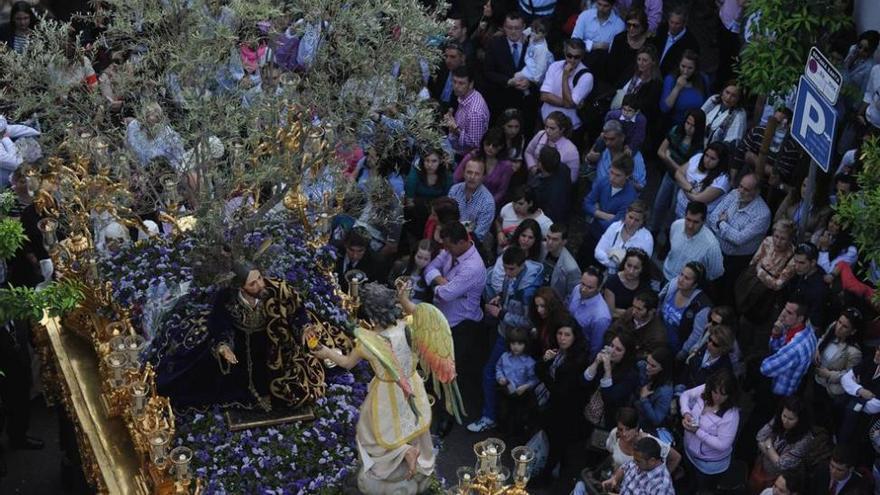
[750,236,796,291]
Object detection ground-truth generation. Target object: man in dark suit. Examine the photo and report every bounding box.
[651,6,700,77]
[428,42,468,114]
[334,229,380,292]
[811,445,870,495]
[481,11,536,122]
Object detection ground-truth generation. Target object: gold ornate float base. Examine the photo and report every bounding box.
[35,317,147,494]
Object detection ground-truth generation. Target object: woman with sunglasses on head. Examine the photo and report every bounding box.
[605,8,650,87]
[453,127,513,205]
[813,307,863,429]
[658,261,712,354]
[678,305,739,364]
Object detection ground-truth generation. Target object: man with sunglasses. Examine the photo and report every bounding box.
[539,38,593,132]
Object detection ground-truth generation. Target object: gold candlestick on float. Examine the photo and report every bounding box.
[451,438,535,495]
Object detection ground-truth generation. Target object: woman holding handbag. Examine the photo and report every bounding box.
[736,220,797,348]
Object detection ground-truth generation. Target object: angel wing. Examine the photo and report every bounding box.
[353,326,413,399]
[408,303,466,423]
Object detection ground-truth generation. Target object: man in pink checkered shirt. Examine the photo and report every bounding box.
[443,66,489,159]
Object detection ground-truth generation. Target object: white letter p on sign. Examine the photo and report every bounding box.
[798,93,826,139]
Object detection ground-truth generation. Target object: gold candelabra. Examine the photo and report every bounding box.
[450,439,535,495]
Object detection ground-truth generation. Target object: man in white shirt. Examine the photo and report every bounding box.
[571,0,625,52]
[540,38,593,131]
[571,0,624,69]
[663,201,724,282]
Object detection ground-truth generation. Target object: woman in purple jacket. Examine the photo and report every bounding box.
[679,368,741,491]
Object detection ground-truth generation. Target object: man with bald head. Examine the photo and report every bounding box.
[708,171,771,304]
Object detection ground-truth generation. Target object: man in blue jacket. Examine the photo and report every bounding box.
[468,246,543,432]
[578,156,637,268]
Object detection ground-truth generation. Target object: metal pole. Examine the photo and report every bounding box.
[799,160,818,243]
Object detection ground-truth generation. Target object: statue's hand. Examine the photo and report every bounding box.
[218,345,238,364]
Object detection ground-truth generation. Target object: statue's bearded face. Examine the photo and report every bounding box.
[242,270,268,299]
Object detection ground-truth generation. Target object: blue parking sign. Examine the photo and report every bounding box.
[792,76,838,172]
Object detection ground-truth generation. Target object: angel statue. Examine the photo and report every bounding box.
[309,281,464,495]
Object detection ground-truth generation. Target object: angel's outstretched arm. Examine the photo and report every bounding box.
[396,279,417,315]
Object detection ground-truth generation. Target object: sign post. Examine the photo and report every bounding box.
[792,47,841,241]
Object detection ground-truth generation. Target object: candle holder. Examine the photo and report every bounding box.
[454,438,532,495]
[161,174,180,210]
[24,167,41,195]
[130,381,150,418]
[105,351,129,388]
[170,446,193,482]
[102,321,128,342]
[474,438,505,476]
[511,446,534,488]
[123,334,146,367]
[148,429,172,468]
[38,218,59,250]
[109,333,128,353]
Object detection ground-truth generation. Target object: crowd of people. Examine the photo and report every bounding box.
[2,0,880,494]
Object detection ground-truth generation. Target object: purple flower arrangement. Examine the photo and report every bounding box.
[105,219,384,493]
[174,364,371,494]
[99,237,196,310]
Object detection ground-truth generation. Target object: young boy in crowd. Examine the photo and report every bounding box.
[495,327,539,439]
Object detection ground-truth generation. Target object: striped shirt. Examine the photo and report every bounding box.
[663,220,724,282]
[447,182,495,241]
[707,189,771,256]
[449,89,489,156]
[619,459,675,495]
[760,324,817,396]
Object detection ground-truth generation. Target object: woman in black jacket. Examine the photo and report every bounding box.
[535,318,588,482]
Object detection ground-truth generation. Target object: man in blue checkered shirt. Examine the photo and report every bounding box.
[760,298,817,397]
[599,436,674,495]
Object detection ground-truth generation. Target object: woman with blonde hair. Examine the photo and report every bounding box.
[735,219,798,348]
